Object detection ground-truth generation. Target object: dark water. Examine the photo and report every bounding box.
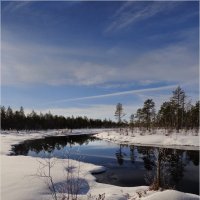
[10,135,199,195]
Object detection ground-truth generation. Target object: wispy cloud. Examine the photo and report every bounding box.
[105,1,178,33]
[23,80,198,119]
[43,85,177,105]
[1,33,198,87]
[2,1,32,13]
[1,2,198,90]
[1,40,111,86]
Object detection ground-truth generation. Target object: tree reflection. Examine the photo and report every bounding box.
[115,144,127,165]
[166,149,185,184]
[10,135,98,156]
[186,150,199,166]
[129,145,135,164]
[139,147,198,190]
[137,146,155,171]
[10,136,199,192]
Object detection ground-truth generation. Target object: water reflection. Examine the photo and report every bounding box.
[115,144,127,165]
[187,150,199,166]
[10,135,199,194]
[10,135,98,156]
[115,144,199,191]
[130,146,135,164]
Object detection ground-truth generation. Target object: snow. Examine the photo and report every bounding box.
[141,190,199,200]
[0,129,199,200]
[95,129,199,150]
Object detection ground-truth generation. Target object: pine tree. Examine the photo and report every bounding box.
[130,114,135,133]
[142,99,155,131]
[1,106,6,130]
[114,103,125,124]
[170,86,186,132]
[6,106,14,130]
[158,101,175,129]
[18,106,26,130]
[190,101,199,130]
[135,108,144,129]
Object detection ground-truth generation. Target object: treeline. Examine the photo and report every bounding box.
[0,107,118,130]
[1,86,199,132]
[115,86,199,132]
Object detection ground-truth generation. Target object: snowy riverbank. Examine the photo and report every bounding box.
[0,130,199,200]
[95,129,199,150]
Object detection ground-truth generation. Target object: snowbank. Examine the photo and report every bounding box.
[95,129,199,150]
[141,190,199,200]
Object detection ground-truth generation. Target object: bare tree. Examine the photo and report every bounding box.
[36,149,83,200]
[36,156,58,200]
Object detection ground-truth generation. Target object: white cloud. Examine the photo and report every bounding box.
[1,16,198,89]
[128,44,198,83]
[1,37,198,88]
[1,41,110,86]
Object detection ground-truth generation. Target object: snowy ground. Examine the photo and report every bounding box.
[0,129,199,200]
[95,129,199,150]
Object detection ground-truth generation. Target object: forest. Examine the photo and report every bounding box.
[1,86,199,131]
[0,107,118,130]
[132,86,199,132]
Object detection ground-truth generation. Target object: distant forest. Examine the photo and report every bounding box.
[0,107,118,130]
[1,86,199,131]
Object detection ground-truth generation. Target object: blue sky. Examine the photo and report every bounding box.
[1,1,199,120]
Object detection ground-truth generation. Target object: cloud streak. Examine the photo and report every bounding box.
[105,1,178,33]
[44,84,177,105]
[2,1,32,13]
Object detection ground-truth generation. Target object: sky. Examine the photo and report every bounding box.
[1,1,199,120]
